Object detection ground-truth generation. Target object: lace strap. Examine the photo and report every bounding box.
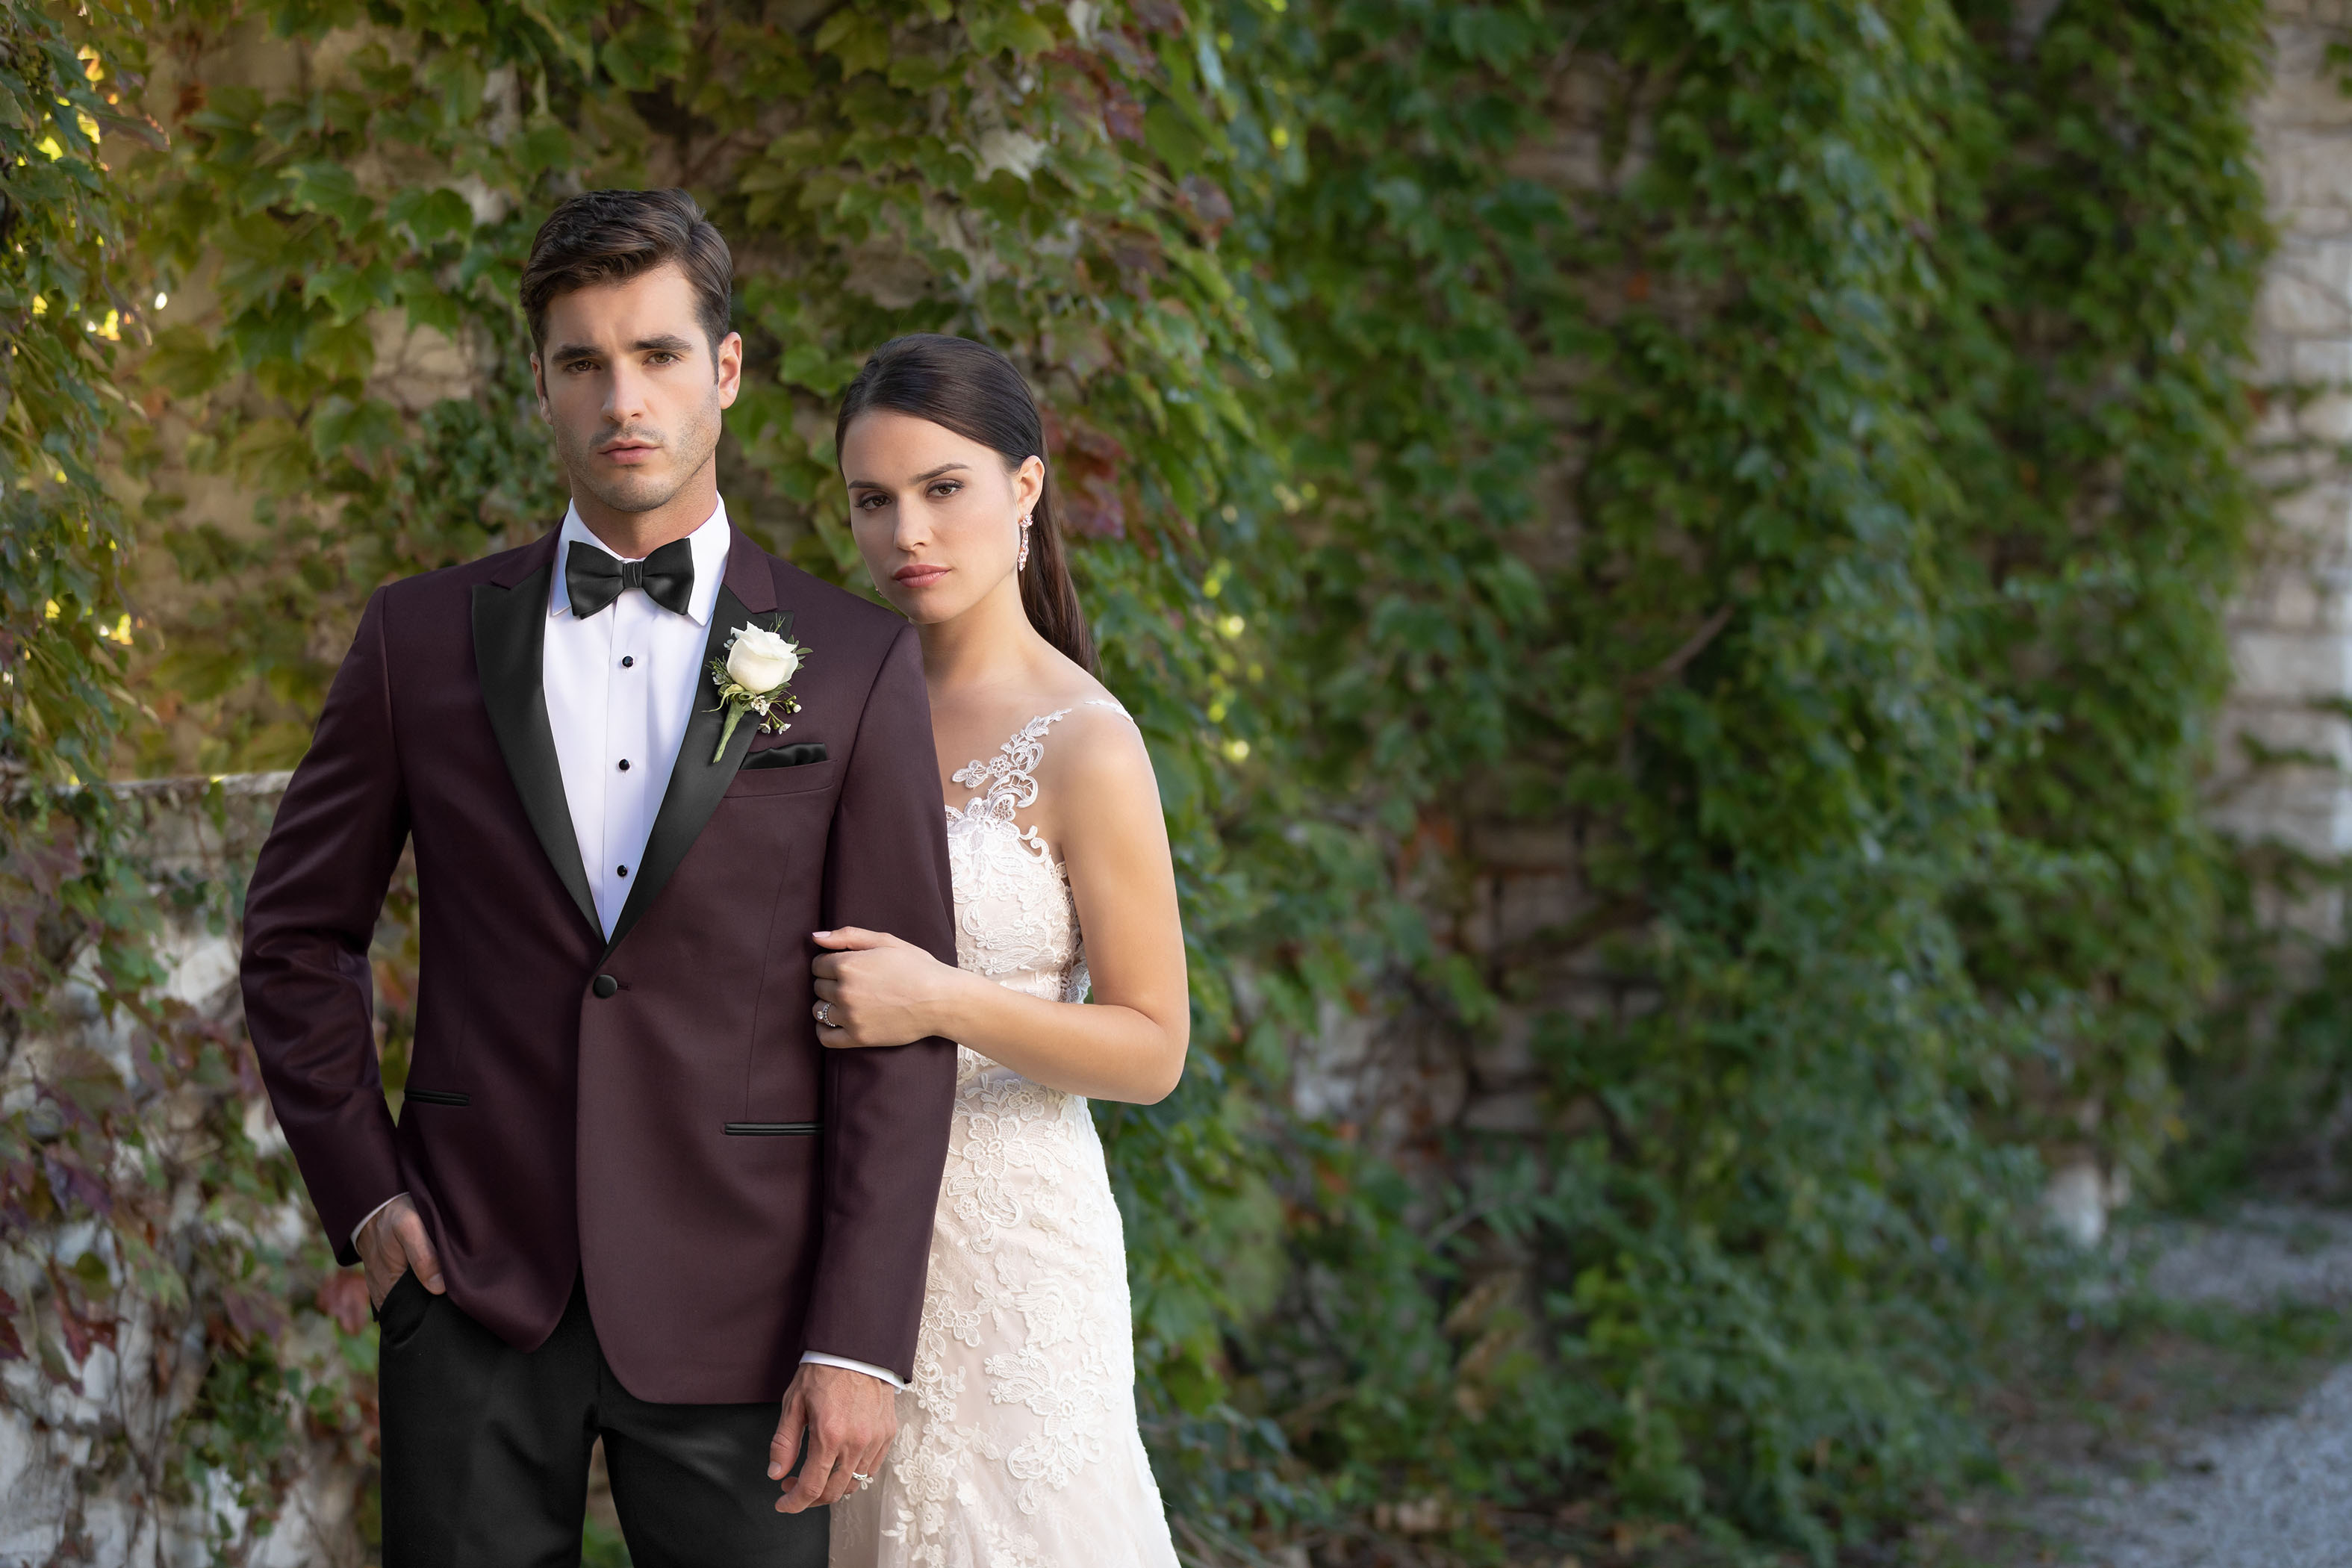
[950,701,1132,820]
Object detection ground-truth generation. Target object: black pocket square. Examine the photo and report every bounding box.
[740,742,827,771]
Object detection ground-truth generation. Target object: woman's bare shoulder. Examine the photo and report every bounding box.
[1031,678,1154,809]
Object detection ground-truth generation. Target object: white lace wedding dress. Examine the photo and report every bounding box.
[829,705,1180,1568]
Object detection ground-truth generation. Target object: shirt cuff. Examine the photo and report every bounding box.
[350,1192,407,1252]
[800,1351,905,1390]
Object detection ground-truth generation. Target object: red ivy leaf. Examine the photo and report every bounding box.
[46,1265,115,1366]
[1045,408,1133,539]
[220,1285,288,1349]
[1102,79,1145,143]
[1130,0,1186,35]
[316,1271,370,1337]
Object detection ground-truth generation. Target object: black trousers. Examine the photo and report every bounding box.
[376,1273,825,1568]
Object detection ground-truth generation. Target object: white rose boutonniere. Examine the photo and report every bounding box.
[708,623,808,762]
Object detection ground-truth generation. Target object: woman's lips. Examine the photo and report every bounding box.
[893,564,949,586]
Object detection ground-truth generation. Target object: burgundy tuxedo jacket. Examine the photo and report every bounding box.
[240,526,958,1401]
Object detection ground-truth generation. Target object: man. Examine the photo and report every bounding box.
[239,189,957,1567]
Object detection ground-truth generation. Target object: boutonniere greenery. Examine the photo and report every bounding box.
[709,623,807,762]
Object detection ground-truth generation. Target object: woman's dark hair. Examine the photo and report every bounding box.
[834,334,1095,672]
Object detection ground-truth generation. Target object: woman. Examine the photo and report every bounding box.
[816,334,1189,1568]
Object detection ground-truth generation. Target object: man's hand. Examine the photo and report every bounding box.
[357,1194,446,1310]
[769,1362,897,1513]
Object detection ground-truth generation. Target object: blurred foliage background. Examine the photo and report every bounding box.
[1,0,2321,1561]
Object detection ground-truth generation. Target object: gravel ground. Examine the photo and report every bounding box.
[2037,1204,2352,1568]
[2056,1357,2352,1567]
[2140,1204,2352,1313]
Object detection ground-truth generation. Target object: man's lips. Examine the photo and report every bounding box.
[893,563,949,586]
[599,441,660,465]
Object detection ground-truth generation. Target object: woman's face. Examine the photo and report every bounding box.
[841,409,1044,626]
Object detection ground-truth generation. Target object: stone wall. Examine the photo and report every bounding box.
[1294,10,2352,1251]
[0,776,370,1568]
[2219,1,2352,926]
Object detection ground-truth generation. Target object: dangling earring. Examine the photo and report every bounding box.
[1016,514,1032,571]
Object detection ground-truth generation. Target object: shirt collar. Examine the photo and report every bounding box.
[549,498,732,627]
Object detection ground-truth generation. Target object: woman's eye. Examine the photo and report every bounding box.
[929,480,962,498]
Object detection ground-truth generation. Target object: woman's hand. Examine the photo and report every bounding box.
[810,927,965,1048]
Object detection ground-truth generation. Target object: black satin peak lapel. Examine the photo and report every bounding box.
[602,591,794,956]
[471,573,601,938]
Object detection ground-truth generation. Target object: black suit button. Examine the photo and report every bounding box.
[592,974,619,999]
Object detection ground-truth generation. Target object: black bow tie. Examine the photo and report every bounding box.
[564,537,696,620]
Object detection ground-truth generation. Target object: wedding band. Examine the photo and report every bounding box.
[851,1472,874,1488]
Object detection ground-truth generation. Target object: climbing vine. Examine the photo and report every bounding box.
[0,0,2279,1561]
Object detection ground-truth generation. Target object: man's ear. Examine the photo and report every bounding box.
[531,353,550,422]
[715,330,745,410]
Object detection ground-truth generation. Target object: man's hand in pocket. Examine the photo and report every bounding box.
[358,1195,447,1309]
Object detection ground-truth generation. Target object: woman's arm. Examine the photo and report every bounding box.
[809,711,1189,1104]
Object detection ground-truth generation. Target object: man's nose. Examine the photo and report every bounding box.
[604,362,652,424]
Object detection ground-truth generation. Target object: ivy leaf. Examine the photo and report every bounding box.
[267,0,366,38]
[418,49,485,130]
[1446,7,1537,69]
[283,162,372,231]
[814,9,891,78]
[310,395,402,465]
[603,10,692,93]
[302,261,394,324]
[396,272,465,335]
[515,0,596,78]
[143,326,234,398]
[962,1,1055,58]
[223,417,314,492]
[386,186,473,244]
[1142,102,1208,175]
[514,119,575,175]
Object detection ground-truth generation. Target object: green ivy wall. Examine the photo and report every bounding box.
[0,0,2276,1561]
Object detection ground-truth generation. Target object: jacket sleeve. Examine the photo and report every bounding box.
[239,588,411,1266]
[803,623,959,1380]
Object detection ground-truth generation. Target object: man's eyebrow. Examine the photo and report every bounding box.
[544,334,700,364]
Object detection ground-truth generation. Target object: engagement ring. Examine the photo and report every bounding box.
[815,1001,835,1027]
[851,1472,874,1489]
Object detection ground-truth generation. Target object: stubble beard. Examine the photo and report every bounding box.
[557,393,723,517]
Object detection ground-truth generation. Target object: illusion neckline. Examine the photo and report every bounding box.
[942,701,1131,825]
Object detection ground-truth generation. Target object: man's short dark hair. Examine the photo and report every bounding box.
[520,188,732,354]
